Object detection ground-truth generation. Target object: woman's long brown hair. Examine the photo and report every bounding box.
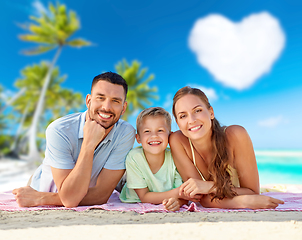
[172,86,237,201]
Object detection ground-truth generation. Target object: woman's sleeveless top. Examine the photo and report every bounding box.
[188,136,240,187]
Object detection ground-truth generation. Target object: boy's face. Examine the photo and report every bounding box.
[136,116,170,156]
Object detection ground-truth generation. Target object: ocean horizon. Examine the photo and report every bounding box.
[255,149,302,185]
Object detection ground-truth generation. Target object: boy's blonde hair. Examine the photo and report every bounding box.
[136,107,172,134]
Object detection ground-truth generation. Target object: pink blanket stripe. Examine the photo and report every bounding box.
[1,191,302,213]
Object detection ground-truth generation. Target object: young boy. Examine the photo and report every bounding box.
[119,107,187,211]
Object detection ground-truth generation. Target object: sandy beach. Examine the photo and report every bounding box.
[1,210,302,239]
[1,158,302,239]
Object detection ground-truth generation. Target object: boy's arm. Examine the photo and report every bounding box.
[134,187,181,204]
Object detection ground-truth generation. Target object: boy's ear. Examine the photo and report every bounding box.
[135,133,141,144]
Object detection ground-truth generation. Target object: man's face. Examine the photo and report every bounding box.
[86,80,127,131]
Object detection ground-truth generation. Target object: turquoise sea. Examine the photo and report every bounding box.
[255,150,302,185]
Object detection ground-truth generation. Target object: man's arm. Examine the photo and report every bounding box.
[50,117,106,208]
[79,168,124,205]
[12,168,124,207]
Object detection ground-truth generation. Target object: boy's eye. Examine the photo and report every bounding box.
[144,130,150,133]
[158,129,164,132]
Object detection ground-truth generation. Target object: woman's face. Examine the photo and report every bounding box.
[174,94,214,140]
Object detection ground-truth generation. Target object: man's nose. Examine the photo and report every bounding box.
[101,99,113,112]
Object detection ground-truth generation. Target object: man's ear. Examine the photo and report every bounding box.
[121,101,127,115]
[135,133,141,144]
[86,94,92,108]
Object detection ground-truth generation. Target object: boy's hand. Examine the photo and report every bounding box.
[162,197,182,212]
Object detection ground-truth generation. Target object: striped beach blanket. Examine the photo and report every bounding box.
[1,189,302,213]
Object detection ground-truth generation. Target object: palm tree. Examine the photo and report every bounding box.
[0,85,14,157]
[19,2,90,161]
[11,62,84,160]
[0,87,26,115]
[115,59,158,121]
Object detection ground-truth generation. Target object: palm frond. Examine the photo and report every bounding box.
[20,45,56,55]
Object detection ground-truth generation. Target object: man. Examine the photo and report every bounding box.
[13,72,135,208]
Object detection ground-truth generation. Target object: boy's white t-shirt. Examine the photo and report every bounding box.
[119,146,183,203]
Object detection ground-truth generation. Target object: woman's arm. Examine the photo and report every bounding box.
[226,125,260,194]
[170,131,214,198]
[198,125,283,209]
[169,131,203,181]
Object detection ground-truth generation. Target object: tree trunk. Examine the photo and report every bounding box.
[0,87,26,114]
[27,46,62,163]
[10,104,29,154]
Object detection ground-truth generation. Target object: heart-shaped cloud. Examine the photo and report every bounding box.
[189,12,285,90]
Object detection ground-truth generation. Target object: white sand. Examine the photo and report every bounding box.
[1,210,302,239]
[0,220,301,240]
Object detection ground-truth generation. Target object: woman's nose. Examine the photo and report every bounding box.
[188,114,196,124]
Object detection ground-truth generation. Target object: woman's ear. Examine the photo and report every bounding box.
[210,106,215,120]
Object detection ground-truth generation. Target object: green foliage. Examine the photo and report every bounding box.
[115,59,158,121]
[12,62,84,148]
[0,85,13,156]
[19,2,91,55]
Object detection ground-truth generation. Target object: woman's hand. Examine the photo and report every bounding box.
[162,197,184,212]
[241,195,284,209]
[179,178,214,198]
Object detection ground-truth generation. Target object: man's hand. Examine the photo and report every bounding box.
[83,116,106,149]
[12,186,47,207]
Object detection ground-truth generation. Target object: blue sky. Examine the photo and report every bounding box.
[1,0,302,149]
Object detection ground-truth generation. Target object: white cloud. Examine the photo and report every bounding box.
[189,12,285,90]
[32,0,48,16]
[163,93,173,109]
[189,84,218,103]
[1,90,15,101]
[258,115,288,128]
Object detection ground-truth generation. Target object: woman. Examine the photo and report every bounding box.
[169,86,283,209]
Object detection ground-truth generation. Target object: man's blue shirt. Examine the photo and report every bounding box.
[31,111,135,192]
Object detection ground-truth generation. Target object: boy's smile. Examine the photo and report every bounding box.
[136,116,170,158]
